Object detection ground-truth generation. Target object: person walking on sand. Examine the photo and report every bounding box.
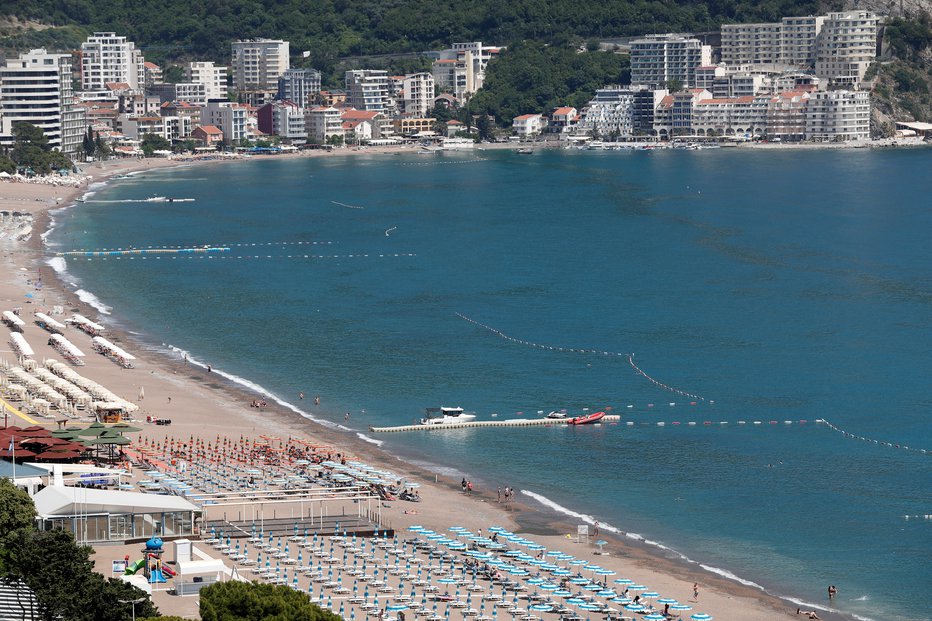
[693,583,699,601]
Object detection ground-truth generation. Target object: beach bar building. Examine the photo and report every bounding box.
[33,485,200,543]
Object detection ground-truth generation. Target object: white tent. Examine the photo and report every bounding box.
[3,311,25,329]
[9,332,34,357]
[49,334,85,357]
[34,312,67,332]
[33,485,199,517]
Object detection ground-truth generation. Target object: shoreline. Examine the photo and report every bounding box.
[4,151,860,621]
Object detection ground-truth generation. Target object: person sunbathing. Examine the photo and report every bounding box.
[796,609,821,619]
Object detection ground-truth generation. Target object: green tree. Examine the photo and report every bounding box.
[0,480,36,572]
[140,133,172,157]
[200,581,343,621]
[95,132,111,159]
[10,121,73,175]
[475,115,494,141]
[82,126,95,159]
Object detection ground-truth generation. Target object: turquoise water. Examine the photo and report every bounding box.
[48,149,932,621]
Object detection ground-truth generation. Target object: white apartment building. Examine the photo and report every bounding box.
[0,49,85,157]
[692,96,769,138]
[258,100,305,140]
[431,41,502,99]
[186,62,228,100]
[402,72,434,118]
[766,91,811,141]
[345,70,391,113]
[80,32,145,91]
[148,82,207,106]
[512,114,547,137]
[721,16,824,69]
[277,68,321,109]
[815,11,879,85]
[630,34,712,88]
[581,88,635,137]
[201,101,247,145]
[305,106,343,143]
[231,39,290,91]
[119,114,191,142]
[805,90,870,141]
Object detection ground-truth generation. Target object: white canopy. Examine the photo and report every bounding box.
[33,485,199,517]
[9,332,34,357]
[92,336,136,360]
[69,314,104,331]
[3,311,26,328]
[49,334,85,357]
[34,312,67,332]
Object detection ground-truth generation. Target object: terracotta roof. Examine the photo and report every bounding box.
[447,120,464,125]
[513,114,540,121]
[552,107,576,116]
[342,110,379,121]
[143,61,160,70]
[105,82,130,90]
[196,125,222,135]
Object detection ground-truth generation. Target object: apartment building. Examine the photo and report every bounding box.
[201,100,247,145]
[721,16,824,69]
[431,42,502,99]
[630,34,712,88]
[231,39,290,90]
[766,91,811,141]
[402,73,435,118]
[305,106,343,143]
[277,68,321,109]
[148,82,207,106]
[815,11,879,85]
[345,70,391,113]
[0,49,85,157]
[80,32,145,91]
[186,62,228,100]
[580,86,667,137]
[257,100,306,140]
[805,89,870,141]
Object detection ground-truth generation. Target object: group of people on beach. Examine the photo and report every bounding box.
[497,485,514,503]
[250,399,269,408]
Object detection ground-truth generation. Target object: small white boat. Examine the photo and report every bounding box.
[546,410,567,419]
[420,407,476,425]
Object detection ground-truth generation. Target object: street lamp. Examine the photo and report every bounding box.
[118,597,146,621]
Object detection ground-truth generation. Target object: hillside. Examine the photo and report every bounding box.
[1,0,825,67]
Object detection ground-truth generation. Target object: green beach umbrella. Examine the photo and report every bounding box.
[76,422,109,437]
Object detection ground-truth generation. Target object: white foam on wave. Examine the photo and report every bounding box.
[45,256,69,278]
[163,344,339,429]
[404,459,462,480]
[520,489,619,535]
[698,563,765,589]
[356,432,384,447]
[74,289,112,315]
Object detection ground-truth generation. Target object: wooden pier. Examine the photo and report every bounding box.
[369,415,621,433]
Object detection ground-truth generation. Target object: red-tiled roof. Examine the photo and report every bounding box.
[196,125,222,135]
[342,110,379,121]
[143,61,160,70]
[552,107,575,116]
[513,114,540,121]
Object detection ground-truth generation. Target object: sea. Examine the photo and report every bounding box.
[46,147,931,621]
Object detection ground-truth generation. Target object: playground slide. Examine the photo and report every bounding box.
[161,565,176,577]
[124,559,145,575]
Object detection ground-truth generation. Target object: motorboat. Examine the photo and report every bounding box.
[566,411,605,425]
[420,407,476,425]
[546,410,567,419]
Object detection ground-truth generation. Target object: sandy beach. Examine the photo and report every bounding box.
[1,150,850,621]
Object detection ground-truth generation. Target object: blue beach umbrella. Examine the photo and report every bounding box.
[644,615,666,621]
[529,605,553,613]
[657,598,678,605]
[690,615,713,621]
[670,604,692,612]
[624,604,646,613]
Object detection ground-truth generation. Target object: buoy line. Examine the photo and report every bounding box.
[456,312,706,401]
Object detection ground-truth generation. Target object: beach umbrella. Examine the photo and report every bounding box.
[644,615,666,621]
[690,615,712,621]
[529,605,553,613]
[613,579,633,586]
[670,604,692,612]
[623,604,645,613]
[641,592,660,600]
[657,598,678,605]
[578,604,601,612]
[609,598,631,605]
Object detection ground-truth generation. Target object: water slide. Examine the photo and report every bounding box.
[124,559,145,575]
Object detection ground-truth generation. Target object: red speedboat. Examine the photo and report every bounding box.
[566,411,605,425]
